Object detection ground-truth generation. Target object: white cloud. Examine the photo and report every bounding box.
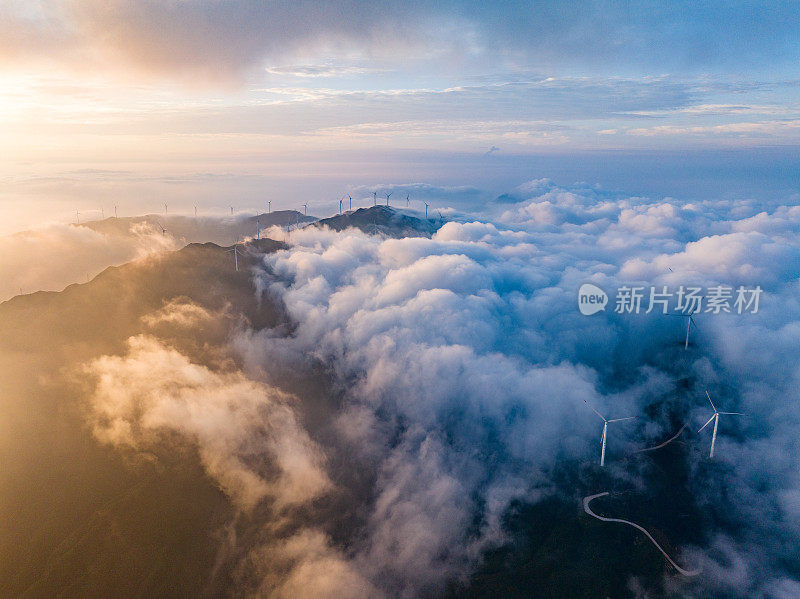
[238,180,800,595]
[84,334,331,512]
[0,221,178,301]
[67,178,800,595]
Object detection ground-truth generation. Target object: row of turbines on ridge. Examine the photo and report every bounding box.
[77,191,433,224]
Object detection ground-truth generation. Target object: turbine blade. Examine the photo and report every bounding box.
[718,412,744,416]
[698,415,715,433]
[583,399,606,421]
[607,417,637,423]
[705,390,716,412]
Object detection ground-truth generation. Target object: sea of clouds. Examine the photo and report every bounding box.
[77,179,800,597]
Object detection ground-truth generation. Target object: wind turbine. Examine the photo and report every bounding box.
[230,206,234,215]
[348,195,352,211]
[406,194,410,207]
[339,198,343,214]
[164,203,168,215]
[584,399,636,467]
[386,192,392,206]
[302,203,308,216]
[154,220,167,236]
[698,390,744,458]
[268,200,271,214]
[227,241,242,271]
[256,218,261,240]
[424,202,429,219]
[76,210,80,224]
[665,307,700,350]
[681,309,700,350]
[373,191,377,206]
[114,205,118,218]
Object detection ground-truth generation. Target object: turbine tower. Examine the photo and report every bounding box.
[406,194,410,207]
[339,198,343,214]
[268,200,271,214]
[373,191,377,206]
[386,192,392,206]
[584,399,636,467]
[348,195,352,211]
[683,309,700,350]
[424,202,429,219]
[303,203,308,216]
[227,241,243,271]
[698,390,744,458]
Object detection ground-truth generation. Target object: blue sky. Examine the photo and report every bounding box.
[0,1,798,231]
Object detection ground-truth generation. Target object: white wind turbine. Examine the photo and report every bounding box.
[682,309,700,350]
[406,194,410,207]
[698,390,744,458]
[373,191,377,206]
[154,219,167,235]
[584,399,636,467]
[424,202,429,218]
[664,266,700,350]
[302,203,308,216]
[227,241,243,271]
[348,195,352,211]
[665,307,700,350]
[339,198,343,214]
[385,192,392,206]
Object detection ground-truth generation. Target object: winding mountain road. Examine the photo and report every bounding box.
[582,492,700,577]
[634,422,689,453]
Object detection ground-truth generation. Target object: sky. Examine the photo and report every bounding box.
[1,1,799,233]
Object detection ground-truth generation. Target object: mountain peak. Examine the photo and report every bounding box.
[314,205,442,238]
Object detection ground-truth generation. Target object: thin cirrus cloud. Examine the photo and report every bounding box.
[3,1,799,79]
[1,2,799,234]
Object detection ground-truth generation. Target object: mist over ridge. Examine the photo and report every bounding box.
[2,178,799,596]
